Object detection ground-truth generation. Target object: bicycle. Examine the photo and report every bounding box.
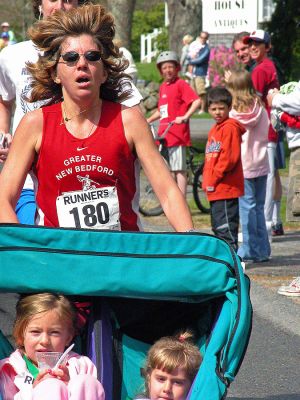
[139,122,210,217]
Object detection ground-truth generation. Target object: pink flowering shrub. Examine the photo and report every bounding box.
[208,45,242,87]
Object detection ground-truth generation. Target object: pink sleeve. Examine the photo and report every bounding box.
[0,363,19,400]
[67,354,98,378]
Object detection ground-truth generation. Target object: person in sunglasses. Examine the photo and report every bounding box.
[0,4,193,232]
[0,0,142,226]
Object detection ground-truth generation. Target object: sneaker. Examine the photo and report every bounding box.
[272,223,284,236]
[277,277,300,297]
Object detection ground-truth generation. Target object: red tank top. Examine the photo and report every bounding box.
[33,101,141,231]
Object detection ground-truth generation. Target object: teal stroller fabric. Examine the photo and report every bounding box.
[0,224,252,400]
[0,330,13,361]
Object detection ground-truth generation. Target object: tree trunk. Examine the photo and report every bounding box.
[106,0,136,48]
[167,0,202,56]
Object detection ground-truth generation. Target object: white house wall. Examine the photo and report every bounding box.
[202,0,258,34]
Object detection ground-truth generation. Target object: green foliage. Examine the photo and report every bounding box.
[131,3,168,61]
[155,27,169,54]
[136,62,162,83]
[266,0,300,82]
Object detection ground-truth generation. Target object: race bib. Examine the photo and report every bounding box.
[56,186,120,230]
[159,104,168,120]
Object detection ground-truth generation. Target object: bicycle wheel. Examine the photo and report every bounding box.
[193,163,211,214]
[139,167,163,217]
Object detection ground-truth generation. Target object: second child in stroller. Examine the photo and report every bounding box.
[137,331,202,400]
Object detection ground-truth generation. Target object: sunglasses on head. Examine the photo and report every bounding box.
[60,50,101,63]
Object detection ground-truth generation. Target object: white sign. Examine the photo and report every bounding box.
[202,0,258,34]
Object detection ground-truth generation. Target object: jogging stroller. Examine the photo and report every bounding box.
[0,224,252,400]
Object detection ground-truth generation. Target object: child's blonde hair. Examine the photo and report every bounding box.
[13,293,78,348]
[143,331,202,396]
[227,70,262,113]
[182,34,193,45]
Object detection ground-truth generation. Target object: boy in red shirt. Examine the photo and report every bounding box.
[203,87,245,251]
[147,51,200,196]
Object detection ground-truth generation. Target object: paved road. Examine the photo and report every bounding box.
[151,117,213,142]
[228,283,300,399]
[190,118,213,141]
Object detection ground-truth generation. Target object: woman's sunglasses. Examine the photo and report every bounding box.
[60,50,101,64]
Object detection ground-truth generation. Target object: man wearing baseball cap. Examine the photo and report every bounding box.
[243,30,284,241]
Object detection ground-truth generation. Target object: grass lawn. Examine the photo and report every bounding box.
[136,62,161,83]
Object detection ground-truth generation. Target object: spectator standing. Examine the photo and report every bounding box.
[243,30,284,239]
[187,31,210,114]
[231,31,256,72]
[184,35,203,79]
[268,81,300,297]
[227,70,270,262]
[203,87,245,251]
[1,22,15,44]
[147,51,200,197]
[180,34,193,76]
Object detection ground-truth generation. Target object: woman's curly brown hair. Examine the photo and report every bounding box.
[27,3,131,105]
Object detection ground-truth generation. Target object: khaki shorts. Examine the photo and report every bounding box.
[168,146,187,172]
[192,76,206,96]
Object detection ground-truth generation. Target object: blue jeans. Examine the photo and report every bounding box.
[238,176,271,260]
[15,189,36,225]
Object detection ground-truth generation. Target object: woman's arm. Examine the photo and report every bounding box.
[122,105,194,232]
[0,109,42,223]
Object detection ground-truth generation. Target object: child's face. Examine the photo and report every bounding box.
[208,102,230,124]
[23,309,74,365]
[149,367,191,400]
[249,41,268,63]
[160,62,179,83]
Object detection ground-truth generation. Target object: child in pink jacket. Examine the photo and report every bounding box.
[227,70,270,263]
[0,293,105,400]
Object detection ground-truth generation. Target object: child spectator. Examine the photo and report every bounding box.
[268,80,300,297]
[0,293,104,400]
[202,87,245,251]
[140,331,202,400]
[227,70,270,262]
[180,34,194,76]
[147,51,200,196]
